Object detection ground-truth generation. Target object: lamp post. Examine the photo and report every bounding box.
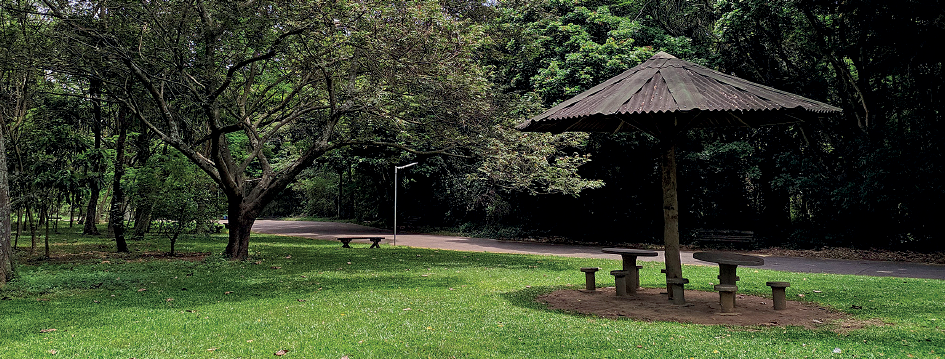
[393,162,418,246]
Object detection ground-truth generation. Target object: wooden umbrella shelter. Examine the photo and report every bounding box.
[517,52,841,287]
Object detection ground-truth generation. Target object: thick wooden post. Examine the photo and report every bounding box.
[660,143,683,289]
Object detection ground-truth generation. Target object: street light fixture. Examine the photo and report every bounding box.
[393,162,418,246]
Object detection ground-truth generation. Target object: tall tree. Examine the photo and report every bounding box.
[0,6,19,284]
[108,105,129,252]
[82,78,103,235]
[0,1,47,282]
[41,0,494,259]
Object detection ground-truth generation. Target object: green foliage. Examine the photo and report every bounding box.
[128,150,224,249]
[490,0,654,105]
[473,128,604,196]
[4,0,943,252]
[710,0,945,248]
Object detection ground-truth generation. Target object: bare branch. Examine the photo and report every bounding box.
[207,26,311,103]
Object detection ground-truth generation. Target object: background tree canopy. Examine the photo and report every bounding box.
[1,0,942,274]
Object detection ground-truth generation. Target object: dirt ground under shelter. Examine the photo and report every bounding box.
[538,287,879,331]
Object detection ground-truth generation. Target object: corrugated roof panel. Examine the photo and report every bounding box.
[660,67,704,111]
[642,71,679,113]
[591,66,659,115]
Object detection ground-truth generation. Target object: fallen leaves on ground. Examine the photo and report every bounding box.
[39,328,57,333]
[275,349,289,356]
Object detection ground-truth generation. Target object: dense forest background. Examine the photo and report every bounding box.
[1,0,942,275]
[268,0,945,251]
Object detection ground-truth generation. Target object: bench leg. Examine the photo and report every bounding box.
[580,268,599,291]
[772,288,787,310]
[671,283,686,305]
[369,240,381,249]
[615,275,628,296]
[628,266,640,294]
[611,270,630,297]
[719,291,735,313]
[339,239,352,248]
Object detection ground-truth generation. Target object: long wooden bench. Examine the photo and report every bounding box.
[337,236,385,248]
[691,229,755,249]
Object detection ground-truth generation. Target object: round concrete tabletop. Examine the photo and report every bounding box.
[602,248,659,256]
[693,251,764,266]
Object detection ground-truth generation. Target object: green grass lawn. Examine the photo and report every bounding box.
[1,227,943,358]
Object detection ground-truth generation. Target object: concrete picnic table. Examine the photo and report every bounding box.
[601,248,658,293]
[692,251,764,313]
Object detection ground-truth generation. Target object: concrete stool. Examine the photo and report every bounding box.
[660,268,672,299]
[580,267,600,291]
[611,270,629,297]
[628,265,644,293]
[766,281,791,310]
[714,284,738,313]
[666,278,689,305]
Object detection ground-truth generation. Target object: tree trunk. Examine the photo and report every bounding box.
[169,231,179,256]
[347,166,355,219]
[84,79,104,235]
[132,203,154,240]
[109,107,129,252]
[83,180,101,235]
[54,198,60,234]
[0,126,14,285]
[43,207,50,258]
[69,192,77,228]
[27,206,36,256]
[14,208,21,248]
[223,200,258,260]
[130,127,154,240]
[660,143,683,286]
[337,167,344,218]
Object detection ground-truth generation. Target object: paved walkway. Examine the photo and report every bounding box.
[251,220,945,280]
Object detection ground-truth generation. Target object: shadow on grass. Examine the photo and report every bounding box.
[1,233,600,340]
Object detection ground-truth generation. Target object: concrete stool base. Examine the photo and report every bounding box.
[611,270,629,297]
[627,265,644,293]
[580,267,600,291]
[714,284,738,313]
[766,281,791,310]
[660,269,673,299]
[666,278,689,305]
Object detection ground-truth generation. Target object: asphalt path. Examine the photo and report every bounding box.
[251,220,945,280]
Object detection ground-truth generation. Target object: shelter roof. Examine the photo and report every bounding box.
[517,52,842,135]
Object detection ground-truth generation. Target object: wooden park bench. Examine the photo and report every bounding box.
[337,236,385,248]
[690,229,755,249]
